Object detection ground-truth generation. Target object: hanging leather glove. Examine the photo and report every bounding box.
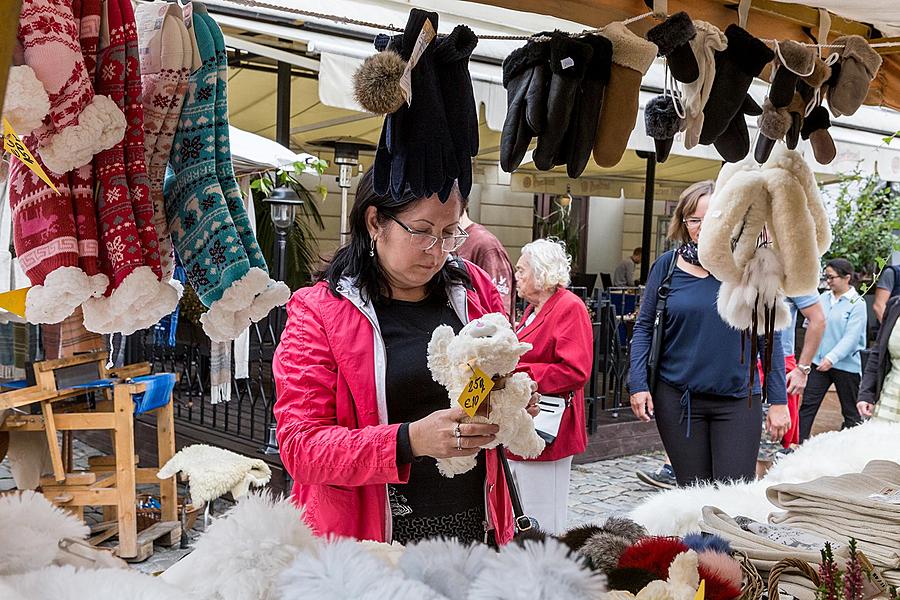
[532,35,593,171]
[434,24,479,200]
[499,37,552,173]
[647,12,699,84]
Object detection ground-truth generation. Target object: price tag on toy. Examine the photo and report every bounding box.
[398,18,436,106]
[2,118,60,195]
[457,365,494,418]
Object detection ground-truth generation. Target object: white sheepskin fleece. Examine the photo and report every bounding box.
[200,267,270,342]
[398,538,491,600]
[0,491,89,576]
[716,248,791,334]
[5,564,192,600]
[2,65,50,135]
[25,266,98,324]
[278,539,450,600]
[161,491,315,600]
[156,443,271,504]
[82,266,165,334]
[629,420,900,536]
[468,539,607,600]
[428,313,544,477]
[38,94,126,176]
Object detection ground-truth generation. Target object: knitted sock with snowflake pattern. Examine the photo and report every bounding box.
[200,11,289,322]
[82,0,160,335]
[136,2,191,280]
[164,13,268,343]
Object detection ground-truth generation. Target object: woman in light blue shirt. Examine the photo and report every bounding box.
[798,258,868,441]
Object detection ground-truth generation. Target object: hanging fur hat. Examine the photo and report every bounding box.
[353,49,408,115]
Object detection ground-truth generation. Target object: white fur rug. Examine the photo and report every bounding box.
[629,421,900,536]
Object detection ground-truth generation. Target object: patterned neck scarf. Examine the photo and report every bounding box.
[677,241,703,267]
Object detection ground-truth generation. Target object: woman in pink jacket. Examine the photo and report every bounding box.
[273,171,535,546]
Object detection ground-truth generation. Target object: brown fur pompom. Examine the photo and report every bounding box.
[353,50,407,115]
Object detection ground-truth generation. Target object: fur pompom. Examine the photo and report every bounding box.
[645,95,683,139]
[160,491,315,600]
[469,539,606,600]
[399,538,490,600]
[560,524,604,551]
[758,99,791,139]
[682,533,733,555]
[353,50,407,115]
[618,537,689,579]
[697,560,742,600]
[607,567,659,594]
[697,551,743,593]
[603,517,649,543]
[581,532,632,574]
[514,526,552,547]
[0,491,89,576]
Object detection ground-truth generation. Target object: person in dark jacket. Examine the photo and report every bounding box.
[858,296,900,423]
[628,180,789,486]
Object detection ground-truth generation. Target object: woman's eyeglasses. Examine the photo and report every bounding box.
[386,214,469,253]
[683,217,704,229]
[824,274,846,281]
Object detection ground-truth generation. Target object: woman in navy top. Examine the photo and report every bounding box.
[628,181,790,486]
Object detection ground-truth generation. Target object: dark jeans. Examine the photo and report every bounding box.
[654,381,762,486]
[798,366,862,442]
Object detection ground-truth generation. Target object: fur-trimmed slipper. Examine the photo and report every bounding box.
[647,12,698,84]
[699,25,774,146]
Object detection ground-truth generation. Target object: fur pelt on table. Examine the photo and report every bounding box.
[157,443,271,504]
[629,421,900,536]
[3,565,192,600]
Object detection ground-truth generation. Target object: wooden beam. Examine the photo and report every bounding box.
[870,37,900,56]
[0,413,117,431]
[34,352,107,373]
[717,0,870,38]
[41,401,66,482]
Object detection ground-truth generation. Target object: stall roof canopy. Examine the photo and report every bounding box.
[207,0,900,182]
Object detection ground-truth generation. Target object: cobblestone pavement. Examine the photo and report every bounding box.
[2,439,665,573]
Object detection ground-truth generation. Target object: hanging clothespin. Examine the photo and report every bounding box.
[738,0,752,29]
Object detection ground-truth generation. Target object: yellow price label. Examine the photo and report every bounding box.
[694,579,705,600]
[3,118,60,195]
[457,365,494,418]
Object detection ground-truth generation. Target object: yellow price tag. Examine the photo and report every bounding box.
[694,579,706,600]
[457,365,494,418]
[0,286,30,319]
[3,118,60,195]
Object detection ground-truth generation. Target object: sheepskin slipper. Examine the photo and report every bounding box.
[644,95,683,163]
[647,12,699,84]
[629,420,900,536]
[469,538,607,600]
[769,40,816,108]
[279,539,449,600]
[6,564,192,600]
[353,50,407,114]
[398,538,491,600]
[828,35,883,117]
[0,491,89,576]
[801,105,836,164]
[161,492,316,600]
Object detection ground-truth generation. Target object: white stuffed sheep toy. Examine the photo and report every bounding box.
[427,312,545,477]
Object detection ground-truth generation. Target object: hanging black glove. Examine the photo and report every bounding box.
[647,12,699,84]
[714,94,762,163]
[434,25,479,201]
[554,34,612,178]
[499,38,552,173]
[532,35,593,171]
[372,33,405,197]
[699,25,774,146]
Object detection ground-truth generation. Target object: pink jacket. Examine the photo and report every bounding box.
[272,261,515,544]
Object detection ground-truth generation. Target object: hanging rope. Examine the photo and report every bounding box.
[220,0,900,49]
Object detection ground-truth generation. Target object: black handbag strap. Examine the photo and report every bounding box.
[496,445,533,533]
[656,252,679,308]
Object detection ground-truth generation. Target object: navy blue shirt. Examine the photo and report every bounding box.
[629,251,787,404]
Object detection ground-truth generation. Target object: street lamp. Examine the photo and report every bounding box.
[261,185,303,456]
[309,138,376,245]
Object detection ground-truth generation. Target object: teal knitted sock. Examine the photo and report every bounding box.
[164,14,267,341]
[201,13,268,272]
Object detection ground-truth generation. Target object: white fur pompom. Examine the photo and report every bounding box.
[0,491,89,576]
[161,491,315,600]
[7,565,189,600]
[398,538,491,600]
[278,539,449,600]
[2,65,51,135]
[469,539,606,600]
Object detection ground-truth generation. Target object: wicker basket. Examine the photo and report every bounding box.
[767,552,888,600]
[136,494,202,532]
[736,550,765,600]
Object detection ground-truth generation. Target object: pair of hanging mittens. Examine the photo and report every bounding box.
[499,36,552,173]
[9,0,115,324]
[165,12,284,343]
[827,35,882,118]
[81,0,176,335]
[200,10,289,323]
[136,1,194,281]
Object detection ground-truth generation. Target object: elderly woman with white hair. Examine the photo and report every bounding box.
[507,239,593,534]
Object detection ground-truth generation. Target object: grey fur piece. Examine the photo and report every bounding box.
[758,98,792,138]
[645,95,683,139]
[580,532,632,574]
[647,11,696,56]
[601,516,648,544]
[352,50,406,115]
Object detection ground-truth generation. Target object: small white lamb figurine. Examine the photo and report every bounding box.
[427,313,545,477]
